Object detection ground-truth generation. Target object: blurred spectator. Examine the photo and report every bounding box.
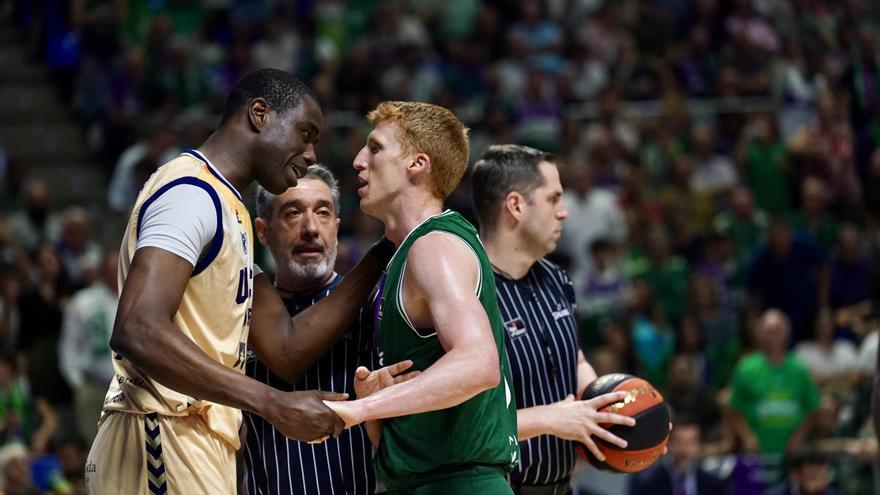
[558,162,627,281]
[788,93,861,213]
[587,89,640,160]
[628,416,728,495]
[252,19,300,75]
[844,25,880,131]
[107,122,179,212]
[581,125,630,192]
[0,443,39,495]
[0,266,21,352]
[747,218,827,342]
[728,310,820,459]
[507,0,563,74]
[629,280,675,386]
[737,114,792,214]
[58,251,118,443]
[664,354,722,440]
[794,310,859,391]
[789,177,839,256]
[773,37,828,141]
[512,67,562,150]
[658,155,714,234]
[17,245,73,410]
[577,238,628,347]
[857,326,878,380]
[6,180,62,253]
[828,225,873,326]
[767,450,839,495]
[627,226,689,325]
[713,186,768,264]
[690,275,741,388]
[675,24,719,97]
[689,124,738,201]
[56,209,101,290]
[0,353,57,456]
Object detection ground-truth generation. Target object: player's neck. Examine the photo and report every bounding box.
[382,193,443,245]
[198,130,253,193]
[482,230,537,280]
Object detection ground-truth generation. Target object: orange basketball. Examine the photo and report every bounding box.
[576,373,670,473]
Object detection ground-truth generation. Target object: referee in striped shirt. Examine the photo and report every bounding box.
[243,165,377,495]
[471,145,635,495]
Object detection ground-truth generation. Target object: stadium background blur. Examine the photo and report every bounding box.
[0,0,879,493]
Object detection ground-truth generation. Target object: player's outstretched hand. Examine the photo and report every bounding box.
[550,392,636,462]
[353,360,420,399]
[265,389,348,443]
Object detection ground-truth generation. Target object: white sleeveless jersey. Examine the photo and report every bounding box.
[103,150,254,449]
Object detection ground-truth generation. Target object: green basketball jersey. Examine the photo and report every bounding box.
[373,210,519,490]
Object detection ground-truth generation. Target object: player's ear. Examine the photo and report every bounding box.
[248,98,270,132]
[407,153,431,184]
[409,153,430,172]
[255,217,270,246]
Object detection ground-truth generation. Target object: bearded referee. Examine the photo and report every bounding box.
[471,145,635,495]
[242,166,380,494]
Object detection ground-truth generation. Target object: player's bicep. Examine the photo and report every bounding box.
[247,272,293,365]
[112,247,193,347]
[406,234,491,352]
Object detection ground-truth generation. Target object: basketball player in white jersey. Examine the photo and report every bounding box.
[85,69,393,494]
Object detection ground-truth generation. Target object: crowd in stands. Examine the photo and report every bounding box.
[1,0,880,493]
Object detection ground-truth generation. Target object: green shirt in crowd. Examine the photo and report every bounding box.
[729,352,820,455]
[744,141,791,214]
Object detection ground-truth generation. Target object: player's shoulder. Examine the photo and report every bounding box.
[139,153,208,195]
[410,229,476,258]
[407,230,480,278]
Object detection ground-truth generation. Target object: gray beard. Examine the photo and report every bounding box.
[281,245,338,286]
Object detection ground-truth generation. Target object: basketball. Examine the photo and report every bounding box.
[576,373,670,473]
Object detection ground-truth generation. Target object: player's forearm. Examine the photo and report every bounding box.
[517,405,555,441]
[110,317,274,417]
[355,349,499,421]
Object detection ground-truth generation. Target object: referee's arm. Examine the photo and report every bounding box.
[576,349,598,397]
[516,350,630,462]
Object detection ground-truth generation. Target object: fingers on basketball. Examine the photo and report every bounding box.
[581,435,605,461]
[585,391,628,410]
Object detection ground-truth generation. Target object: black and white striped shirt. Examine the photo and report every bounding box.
[243,274,378,495]
[495,259,580,486]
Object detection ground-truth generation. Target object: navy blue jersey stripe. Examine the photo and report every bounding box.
[243,275,377,495]
[495,259,581,486]
[135,177,224,277]
[182,149,243,202]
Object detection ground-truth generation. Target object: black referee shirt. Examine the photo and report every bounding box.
[243,274,378,495]
[495,259,580,486]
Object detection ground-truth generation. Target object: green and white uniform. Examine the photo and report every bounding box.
[373,210,518,494]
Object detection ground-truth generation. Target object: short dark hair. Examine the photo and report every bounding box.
[255,164,340,220]
[220,68,318,126]
[470,144,555,231]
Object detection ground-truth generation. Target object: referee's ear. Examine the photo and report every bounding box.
[255,217,271,247]
[503,191,526,224]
